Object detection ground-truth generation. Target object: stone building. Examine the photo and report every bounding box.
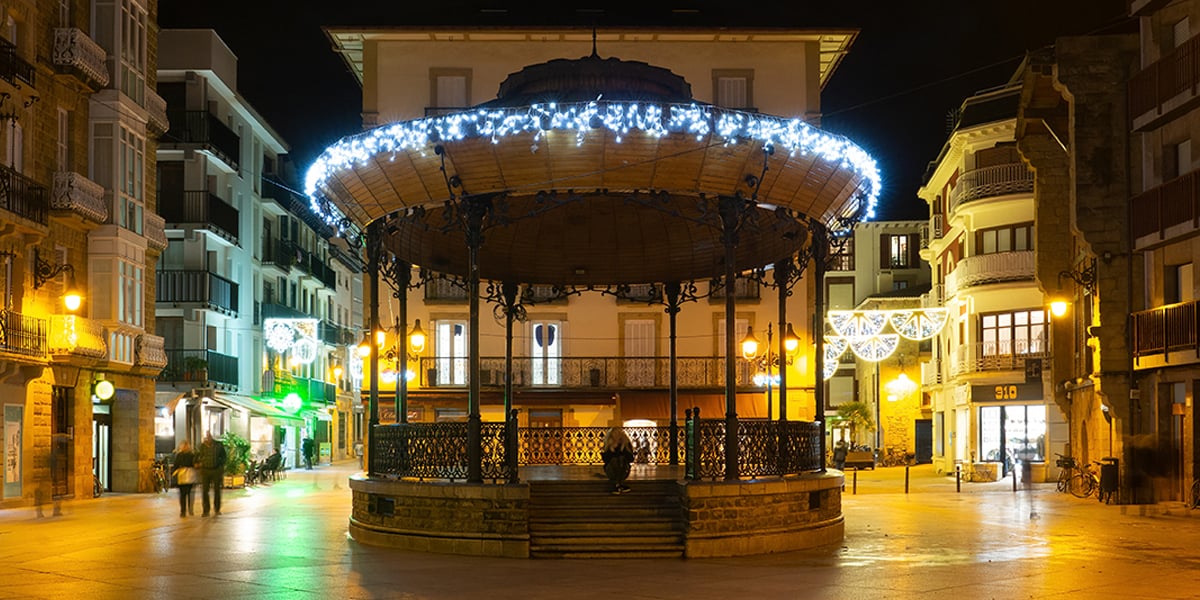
[0,0,168,507]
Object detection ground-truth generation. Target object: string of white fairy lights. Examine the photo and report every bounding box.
[823,308,949,380]
[303,100,882,233]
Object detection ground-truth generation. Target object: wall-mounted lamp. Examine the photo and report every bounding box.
[1050,258,1097,317]
[33,248,82,311]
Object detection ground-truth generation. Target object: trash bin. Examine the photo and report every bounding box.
[1099,457,1119,503]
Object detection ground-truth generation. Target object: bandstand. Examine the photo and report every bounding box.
[305,49,880,557]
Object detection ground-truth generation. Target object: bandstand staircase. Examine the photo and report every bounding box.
[527,479,685,558]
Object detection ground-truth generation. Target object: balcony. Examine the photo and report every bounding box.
[262,238,297,270]
[0,163,49,226]
[48,315,106,361]
[709,278,761,302]
[135,333,168,369]
[52,28,108,88]
[1130,33,1200,131]
[944,251,1035,297]
[144,212,167,251]
[415,356,761,389]
[159,348,238,388]
[144,88,169,135]
[921,358,943,386]
[319,320,353,346]
[952,341,1049,376]
[1132,300,1200,369]
[282,376,338,406]
[165,110,240,169]
[424,276,468,302]
[0,309,47,359]
[159,189,239,244]
[0,36,34,89]
[156,270,239,315]
[261,301,308,321]
[949,163,1034,214]
[51,171,107,225]
[1130,169,1200,245]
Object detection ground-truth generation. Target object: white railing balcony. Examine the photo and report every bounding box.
[952,341,1049,375]
[921,284,944,308]
[921,359,943,386]
[944,270,958,299]
[53,28,109,88]
[930,214,944,239]
[949,163,1034,214]
[145,212,167,250]
[135,333,168,369]
[145,87,169,134]
[949,250,1035,291]
[48,315,107,359]
[51,171,107,224]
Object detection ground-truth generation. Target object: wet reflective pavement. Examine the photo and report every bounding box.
[2,462,1199,599]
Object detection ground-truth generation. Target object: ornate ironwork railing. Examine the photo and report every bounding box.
[135,333,167,369]
[144,212,167,251]
[948,162,1034,213]
[0,35,34,88]
[369,417,821,482]
[0,308,47,358]
[0,163,49,225]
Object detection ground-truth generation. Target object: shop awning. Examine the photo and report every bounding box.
[211,394,304,425]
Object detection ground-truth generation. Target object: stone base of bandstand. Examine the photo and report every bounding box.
[348,471,844,558]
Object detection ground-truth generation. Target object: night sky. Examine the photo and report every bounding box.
[157,1,1132,221]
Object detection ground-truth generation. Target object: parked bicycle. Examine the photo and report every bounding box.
[149,458,169,493]
[1189,477,1200,510]
[1054,453,1078,493]
[93,472,103,498]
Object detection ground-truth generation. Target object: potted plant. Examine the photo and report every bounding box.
[220,431,251,488]
[183,356,208,381]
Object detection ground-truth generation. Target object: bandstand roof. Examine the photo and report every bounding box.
[305,55,880,285]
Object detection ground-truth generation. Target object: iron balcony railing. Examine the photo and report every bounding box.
[921,358,943,386]
[417,355,761,388]
[948,163,1034,214]
[47,315,106,359]
[952,341,1049,375]
[1132,299,1199,357]
[319,320,353,346]
[368,417,823,482]
[0,309,47,358]
[262,238,297,269]
[1129,32,1200,124]
[51,171,107,224]
[425,276,468,302]
[261,301,308,321]
[284,376,338,405]
[0,163,49,225]
[159,348,238,387]
[709,278,761,301]
[155,270,239,315]
[165,110,240,168]
[1130,169,1200,242]
[158,189,240,243]
[0,36,34,88]
[52,28,108,88]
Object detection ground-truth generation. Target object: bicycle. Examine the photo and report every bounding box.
[1068,461,1101,499]
[93,472,103,498]
[149,458,169,493]
[1188,478,1200,509]
[1054,453,1078,493]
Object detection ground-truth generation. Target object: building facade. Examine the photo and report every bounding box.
[919,81,1068,482]
[324,26,861,433]
[154,29,361,471]
[0,0,168,507]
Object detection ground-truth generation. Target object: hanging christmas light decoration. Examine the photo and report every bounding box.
[827,310,889,338]
[849,334,900,362]
[263,318,321,365]
[823,336,850,380]
[888,308,949,341]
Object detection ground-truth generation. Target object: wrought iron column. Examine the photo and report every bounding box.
[464,196,490,484]
[665,281,682,465]
[365,221,382,477]
[811,222,828,473]
[398,260,411,424]
[501,281,520,482]
[718,195,746,481]
[776,258,792,422]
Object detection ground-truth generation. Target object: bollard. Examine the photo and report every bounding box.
[905,464,910,494]
[956,465,961,493]
[853,468,858,495]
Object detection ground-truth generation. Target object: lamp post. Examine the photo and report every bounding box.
[740,322,800,420]
[361,317,427,424]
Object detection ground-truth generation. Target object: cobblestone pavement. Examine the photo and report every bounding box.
[2,462,1199,599]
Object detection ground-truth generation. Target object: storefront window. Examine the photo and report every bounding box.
[979,404,1046,464]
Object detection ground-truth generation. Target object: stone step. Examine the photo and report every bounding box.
[530,547,685,559]
[528,478,686,558]
[530,518,682,533]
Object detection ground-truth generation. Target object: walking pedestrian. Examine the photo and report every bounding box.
[601,427,635,495]
[198,432,227,516]
[833,439,849,471]
[173,441,198,517]
[302,437,315,470]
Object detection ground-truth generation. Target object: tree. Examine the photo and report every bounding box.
[836,401,875,447]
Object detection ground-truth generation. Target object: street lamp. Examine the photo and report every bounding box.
[740,322,800,420]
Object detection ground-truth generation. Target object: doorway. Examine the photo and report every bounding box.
[92,409,111,493]
[527,409,563,464]
[914,419,933,464]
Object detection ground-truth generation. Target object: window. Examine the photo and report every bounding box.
[5,120,21,171]
[117,260,143,327]
[1173,18,1191,48]
[120,0,147,105]
[880,233,917,269]
[975,223,1033,255]
[716,318,750,356]
[712,69,754,110]
[530,321,562,386]
[829,236,855,271]
[623,319,655,387]
[978,405,1046,464]
[980,309,1046,356]
[118,126,143,234]
[429,68,470,115]
[1166,262,1194,304]
[435,320,467,385]
[57,109,70,171]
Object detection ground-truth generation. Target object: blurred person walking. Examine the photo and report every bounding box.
[173,441,198,517]
[198,432,227,516]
